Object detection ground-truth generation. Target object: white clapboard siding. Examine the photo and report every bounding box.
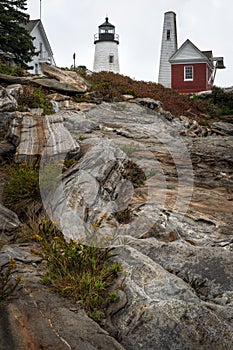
[93,41,120,73]
[176,44,203,60]
[169,40,208,63]
[158,12,178,88]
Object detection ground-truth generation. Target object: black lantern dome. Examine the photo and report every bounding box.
[94,17,119,44]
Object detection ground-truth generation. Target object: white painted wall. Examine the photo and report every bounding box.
[28,26,55,75]
[172,42,205,61]
[93,41,119,73]
[158,11,178,88]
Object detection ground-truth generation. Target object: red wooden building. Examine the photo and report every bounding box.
[158,12,225,93]
[169,40,214,93]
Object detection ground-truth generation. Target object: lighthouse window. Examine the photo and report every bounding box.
[184,66,193,81]
[109,55,114,63]
[166,30,171,40]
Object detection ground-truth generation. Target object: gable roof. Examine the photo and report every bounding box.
[24,19,54,57]
[202,50,213,60]
[169,39,213,67]
[25,19,40,32]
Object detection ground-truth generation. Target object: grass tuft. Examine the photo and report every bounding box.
[0,258,21,304]
[26,217,122,322]
[3,162,41,218]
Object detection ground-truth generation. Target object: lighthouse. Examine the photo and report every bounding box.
[93,17,120,73]
[158,11,178,88]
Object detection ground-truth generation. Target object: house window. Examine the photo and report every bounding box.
[109,55,114,63]
[166,30,171,40]
[39,42,43,57]
[184,66,193,81]
[35,63,38,74]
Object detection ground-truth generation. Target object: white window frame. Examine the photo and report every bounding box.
[184,66,193,81]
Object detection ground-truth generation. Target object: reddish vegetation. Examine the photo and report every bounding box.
[88,71,208,118]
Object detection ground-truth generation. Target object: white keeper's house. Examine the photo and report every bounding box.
[25,19,55,75]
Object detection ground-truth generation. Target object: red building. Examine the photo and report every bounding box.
[158,12,225,93]
[169,40,214,93]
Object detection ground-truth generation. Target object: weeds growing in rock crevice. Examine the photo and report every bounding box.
[0,63,25,77]
[17,86,54,115]
[122,160,146,188]
[168,268,208,299]
[114,207,133,224]
[0,258,21,305]
[3,162,41,218]
[26,217,122,322]
[2,160,123,322]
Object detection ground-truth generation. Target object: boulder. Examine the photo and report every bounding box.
[0,140,15,161]
[33,77,88,94]
[6,84,23,101]
[0,86,17,112]
[0,244,125,350]
[41,63,91,92]
[0,67,90,94]
[41,138,132,246]
[0,111,16,136]
[0,204,21,241]
[0,73,31,85]
[106,245,233,350]
[135,97,163,111]
[211,121,233,135]
[7,111,80,162]
[1,97,233,349]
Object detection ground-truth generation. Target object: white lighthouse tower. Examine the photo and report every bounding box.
[158,11,178,88]
[93,17,120,73]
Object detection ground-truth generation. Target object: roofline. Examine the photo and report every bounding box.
[169,39,214,68]
[165,11,176,16]
[170,59,214,69]
[28,19,54,59]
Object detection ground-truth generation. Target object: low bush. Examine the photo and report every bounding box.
[0,63,25,77]
[87,71,207,117]
[210,86,233,115]
[18,86,54,115]
[3,162,41,217]
[26,217,122,322]
[120,142,141,157]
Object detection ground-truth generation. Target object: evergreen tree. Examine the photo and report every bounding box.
[0,0,37,68]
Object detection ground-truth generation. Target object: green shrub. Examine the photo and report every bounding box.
[0,63,24,77]
[18,86,54,115]
[211,86,233,115]
[3,162,41,217]
[28,217,122,322]
[120,142,141,157]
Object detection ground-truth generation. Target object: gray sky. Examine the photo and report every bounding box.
[27,0,232,87]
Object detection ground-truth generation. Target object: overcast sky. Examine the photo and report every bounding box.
[26,0,232,87]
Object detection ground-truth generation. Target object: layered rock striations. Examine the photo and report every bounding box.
[0,81,232,349]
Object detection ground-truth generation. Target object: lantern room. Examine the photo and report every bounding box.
[94,17,119,44]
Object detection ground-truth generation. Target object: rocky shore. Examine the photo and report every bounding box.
[0,68,232,349]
